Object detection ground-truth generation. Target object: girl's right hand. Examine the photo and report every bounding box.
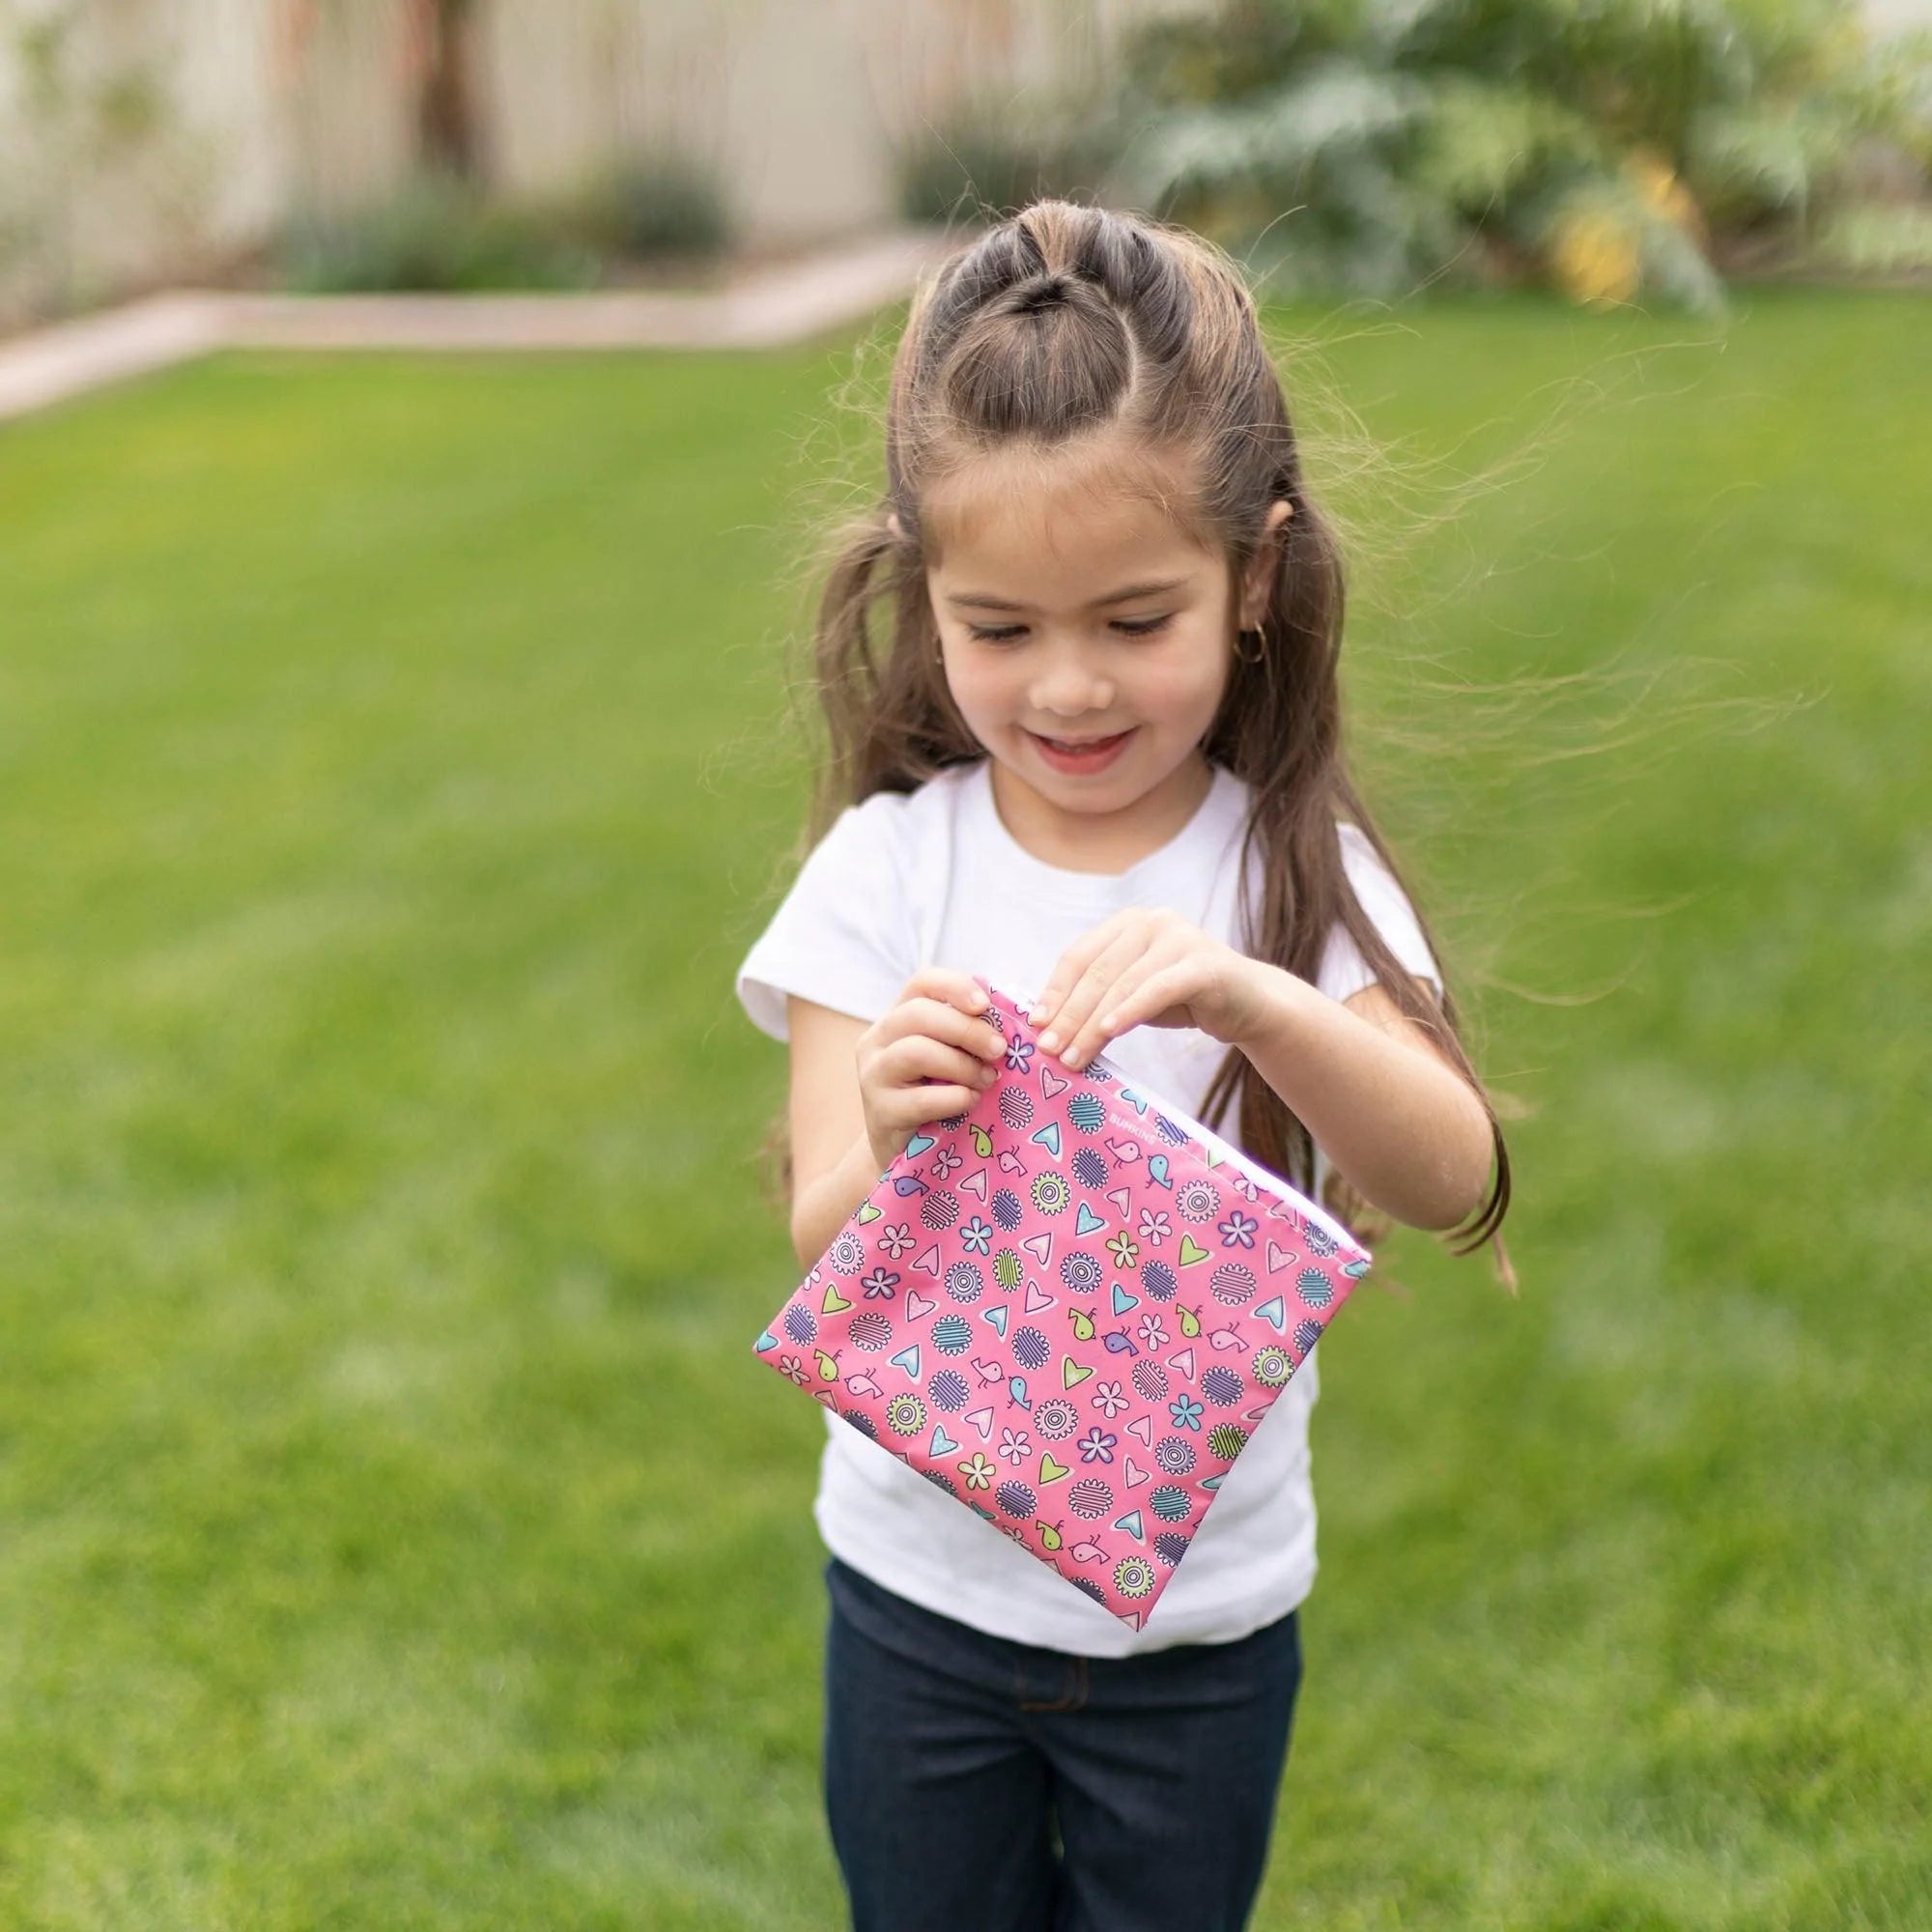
[857,969,1008,1173]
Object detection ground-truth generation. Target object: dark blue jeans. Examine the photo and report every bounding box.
[821,1556,1303,1932]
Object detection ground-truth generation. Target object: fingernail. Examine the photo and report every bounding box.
[1039,1031,1058,1051]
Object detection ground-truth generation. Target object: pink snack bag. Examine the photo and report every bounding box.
[753,976,1373,1631]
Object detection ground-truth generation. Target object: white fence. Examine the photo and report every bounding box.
[0,0,1210,322]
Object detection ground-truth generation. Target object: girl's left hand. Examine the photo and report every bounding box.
[1026,908,1271,1071]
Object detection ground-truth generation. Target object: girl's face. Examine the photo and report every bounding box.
[911,443,1286,864]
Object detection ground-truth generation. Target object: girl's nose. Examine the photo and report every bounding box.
[1030,645,1115,715]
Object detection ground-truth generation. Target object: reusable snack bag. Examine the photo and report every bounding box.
[753,976,1372,1630]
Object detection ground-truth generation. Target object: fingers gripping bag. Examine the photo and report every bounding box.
[752,976,1373,1633]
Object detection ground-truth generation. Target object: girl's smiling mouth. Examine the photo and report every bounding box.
[1028,727,1136,773]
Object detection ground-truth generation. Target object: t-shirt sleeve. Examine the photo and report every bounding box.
[1317,821,1444,1006]
[733,792,916,1043]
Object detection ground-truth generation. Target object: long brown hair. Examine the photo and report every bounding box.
[768,197,1513,1290]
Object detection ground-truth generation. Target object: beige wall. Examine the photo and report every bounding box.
[0,0,288,313]
[477,0,1202,244]
[0,0,1208,314]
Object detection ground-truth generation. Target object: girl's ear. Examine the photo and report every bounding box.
[887,512,906,545]
[1239,499,1294,628]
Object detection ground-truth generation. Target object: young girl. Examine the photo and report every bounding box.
[734,198,1513,1932]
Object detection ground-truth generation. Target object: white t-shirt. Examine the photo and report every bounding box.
[735,754,1440,1657]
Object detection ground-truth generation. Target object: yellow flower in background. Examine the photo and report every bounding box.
[1549,205,1640,306]
[1629,147,1705,242]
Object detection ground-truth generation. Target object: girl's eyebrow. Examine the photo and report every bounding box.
[944,576,1191,612]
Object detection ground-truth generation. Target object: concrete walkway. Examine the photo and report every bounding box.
[0,227,956,424]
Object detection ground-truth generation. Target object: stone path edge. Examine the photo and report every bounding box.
[0,227,958,424]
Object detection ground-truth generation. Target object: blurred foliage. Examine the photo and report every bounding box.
[896,89,1125,222]
[1097,0,1932,308]
[554,151,735,264]
[278,153,734,295]
[1813,196,1932,270]
[282,174,603,294]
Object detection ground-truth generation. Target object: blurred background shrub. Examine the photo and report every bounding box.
[896,87,1124,223]
[565,151,735,267]
[280,173,600,295]
[278,154,734,296]
[1098,0,1932,310]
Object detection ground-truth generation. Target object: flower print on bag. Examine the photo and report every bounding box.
[1005,1036,1036,1075]
[861,1266,899,1301]
[1137,1208,1171,1246]
[1211,1263,1257,1307]
[1217,1208,1259,1249]
[1031,1172,1070,1215]
[1090,1379,1128,1419]
[1068,1477,1113,1519]
[1076,1427,1118,1465]
[1059,1252,1102,1296]
[945,1262,984,1304]
[877,1222,915,1260]
[996,1480,1037,1520]
[998,1427,1033,1466]
[958,1453,996,1491]
[1201,1366,1245,1406]
[1252,1346,1292,1386]
[779,1354,808,1387]
[929,1369,969,1411]
[1137,1313,1168,1350]
[1033,1398,1078,1440]
[1169,1394,1205,1433]
[1176,1180,1219,1225]
[885,1393,927,1436]
[959,1216,994,1255]
[1107,1232,1139,1269]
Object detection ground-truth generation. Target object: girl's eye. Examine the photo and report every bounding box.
[965,615,1174,643]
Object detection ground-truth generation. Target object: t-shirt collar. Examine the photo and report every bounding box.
[961,754,1244,903]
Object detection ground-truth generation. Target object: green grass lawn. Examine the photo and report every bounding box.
[0,290,1925,1929]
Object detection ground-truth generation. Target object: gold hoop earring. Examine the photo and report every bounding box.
[1236,627,1265,666]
